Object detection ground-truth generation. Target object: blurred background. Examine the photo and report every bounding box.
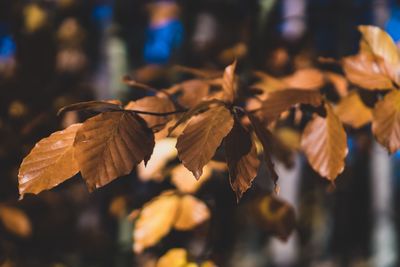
[1,0,400,266]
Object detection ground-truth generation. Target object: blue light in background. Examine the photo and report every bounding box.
[0,35,16,60]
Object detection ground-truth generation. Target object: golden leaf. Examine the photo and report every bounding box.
[18,123,81,198]
[282,68,325,90]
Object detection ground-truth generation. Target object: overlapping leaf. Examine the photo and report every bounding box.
[301,103,348,181]
[18,123,81,198]
[133,191,210,253]
[335,91,372,128]
[258,89,322,123]
[125,96,176,128]
[372,90,400,153]
[177,105,234,179]
[74,112,154,191]
[225,119,260,201]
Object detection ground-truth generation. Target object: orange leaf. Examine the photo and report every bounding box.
[74,112,154,191]
[0,205,32,238]
[335,91,372,128]
[174,195,210,230]
[372,90,400,153]
[177,105,234,179]
[324,71,349,97]
[18,123,81,198]
[301,103,348,181]
[225,119,260,201]
[156,248,188,267]
[125,96,176,128]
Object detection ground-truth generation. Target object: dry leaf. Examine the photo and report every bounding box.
[259,89,322,123]
[252,71,286,94]
[343,53,394,90]
[335,91,372,128]
[225,119,260,201]
[125,96,176,128]
[74,112,154,191]
[133,191,180,253]
[178,80,210,108]
[247,114,279,185]
[138,138,177,182]
[301,103,348,181]
[177,105,234,179]
[18,123,81,198]
[255,195,295,241]
[372,90,400,153]
[0,205,32,238]
[174,195,210,230]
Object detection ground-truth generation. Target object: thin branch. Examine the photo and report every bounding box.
[125,109,187,117]
[122,75,171,98]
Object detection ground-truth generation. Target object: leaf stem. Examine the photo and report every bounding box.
[125,109,187,116]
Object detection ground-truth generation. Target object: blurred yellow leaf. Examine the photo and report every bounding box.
[335,91,372,128]
[174,195,210,230]
[24,4,47,33]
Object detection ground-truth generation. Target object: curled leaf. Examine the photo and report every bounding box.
[221,60,237,103]
[225,119,260,201]
[18,123,81,198]
[58,100,122,116]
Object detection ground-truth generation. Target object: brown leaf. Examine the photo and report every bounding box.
[171,164,210,193]
[133,191,180,253]
[358,25,400,65]
[259,89,322,123]
[335,91,372,128]
[177,105,234,179]
[225,119,260,201]
[74,112,154,191]
[343,53,394,90]
[174,195,210,231]
[301,103,348,181]
[58,100,122,116]
[0,205,32,238]
[282,68,325,90]
[255,195,295,241]
[252,71,286,94]
[178,80,210,108]
[125,96,176,128]
[221,61,237,103]
[18,123,81,198]
[247,114,279,185]
[168,99,224,136]
[372,90,400,153]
